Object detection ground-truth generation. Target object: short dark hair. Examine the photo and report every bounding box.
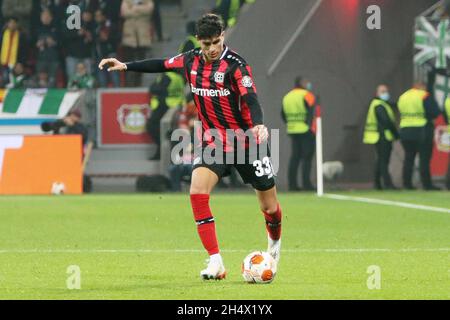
[196,14,224,40]
[68,109,82,119]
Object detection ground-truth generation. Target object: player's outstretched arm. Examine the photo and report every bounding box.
[99,55,183,74]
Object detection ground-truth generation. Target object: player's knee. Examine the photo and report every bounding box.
[260,203,278,215]
[190,186,210,195]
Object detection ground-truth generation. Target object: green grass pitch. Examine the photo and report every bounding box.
[0,191,449,300]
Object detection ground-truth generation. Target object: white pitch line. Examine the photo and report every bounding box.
[0,248,449,254]
[325,194,450,214]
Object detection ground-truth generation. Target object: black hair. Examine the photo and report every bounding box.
[295,76,303,88]
[196,14,224,40]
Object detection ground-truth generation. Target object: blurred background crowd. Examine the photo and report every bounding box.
[0,0,249,90]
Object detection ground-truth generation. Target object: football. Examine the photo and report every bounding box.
[241,251,277,284]
[51,182,65,195]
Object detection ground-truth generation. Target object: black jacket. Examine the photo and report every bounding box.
[373,99,399,140]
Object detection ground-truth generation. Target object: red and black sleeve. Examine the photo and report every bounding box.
[233,64,264,125]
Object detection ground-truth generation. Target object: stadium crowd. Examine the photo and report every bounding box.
[0,0,251,90]
[0,0,164,90]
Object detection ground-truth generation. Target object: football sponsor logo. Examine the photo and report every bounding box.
[214,72,225,83]
[241,76,253,88]
[191,86,231,97]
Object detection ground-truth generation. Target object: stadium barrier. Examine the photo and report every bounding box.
[0,135,83,195]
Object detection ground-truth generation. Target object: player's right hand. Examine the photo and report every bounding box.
[98,58,127,72]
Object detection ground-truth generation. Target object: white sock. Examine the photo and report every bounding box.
[268,235,280,246]
[210,253,223,265]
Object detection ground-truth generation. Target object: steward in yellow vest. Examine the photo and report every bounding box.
[397,83,441,190]
[214,0,243,29]
[179,21,201,54]
[445,97,450,134]
[147,72,186,160]
[281,77,316,191]
[363,85,399,190]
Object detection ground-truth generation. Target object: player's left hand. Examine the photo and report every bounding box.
[251,125,269,143]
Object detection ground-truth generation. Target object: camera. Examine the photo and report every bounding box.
[41,120,66,133]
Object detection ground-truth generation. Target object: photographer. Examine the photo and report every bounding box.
[41,110,89,145]
[41,109,92,193]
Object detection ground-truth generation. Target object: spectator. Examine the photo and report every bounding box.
[96,0,122,25]
[63,9,95,78]
[168,130,194,192]
[35,9,60,88]
[68,62,95,89]
[0,1,3,30]
[6,62,27,88]
[168,103,197,191]
[179,21,200,53]
[30,0,59,42]
[146,72,185,160]
[121,0,154,87]
[94,9,120,87]
[152,0,163,42]
[32,71,50,88]
[2,0,33,33]
[0,17,27,86]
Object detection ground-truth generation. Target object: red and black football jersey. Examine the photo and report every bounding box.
[163,46,259,140]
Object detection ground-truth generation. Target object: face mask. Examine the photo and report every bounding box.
[306,83,313,91]
[379,92,390,101]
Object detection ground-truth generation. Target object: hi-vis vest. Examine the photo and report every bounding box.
[363,99,396,144]
[178,35,200,53]
[282,88,315,134]
[216,0,241,27]
[150,72,185,110]
[445,97,450,133]
[398,88,428,128]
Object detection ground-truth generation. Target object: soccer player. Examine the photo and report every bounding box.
[99,14,282,280]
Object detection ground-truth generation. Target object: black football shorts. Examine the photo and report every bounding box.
[192,144,276,192]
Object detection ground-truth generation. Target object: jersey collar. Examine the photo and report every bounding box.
[219,46,228,60]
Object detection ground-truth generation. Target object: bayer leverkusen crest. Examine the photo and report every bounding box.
[116,104,151,135]
[435,125,450,153]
